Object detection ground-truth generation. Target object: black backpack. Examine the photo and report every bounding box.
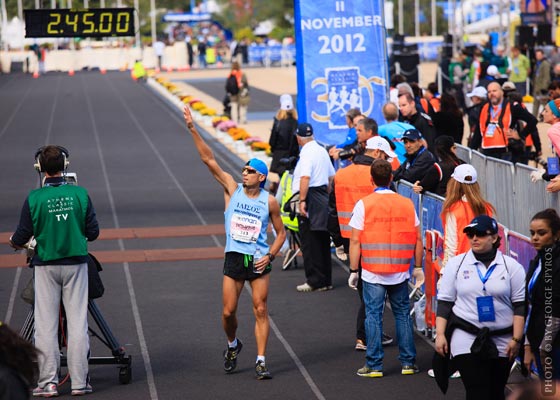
[226,75,239,95]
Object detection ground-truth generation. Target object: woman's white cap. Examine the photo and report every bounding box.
[451,164,478,184]
[280,94,293,110]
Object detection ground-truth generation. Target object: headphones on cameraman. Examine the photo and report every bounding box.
[34,145,70,173]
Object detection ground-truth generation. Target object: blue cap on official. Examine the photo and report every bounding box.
[295,123,313,137]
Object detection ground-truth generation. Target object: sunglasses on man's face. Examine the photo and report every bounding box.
[242,167,259,175]
[466,231,491,239]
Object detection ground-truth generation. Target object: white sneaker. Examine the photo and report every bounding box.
[32,383,58,397]
[427,368,461,379]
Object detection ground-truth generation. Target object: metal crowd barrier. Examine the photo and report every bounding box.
[248,45,296,67]
[454,144,560,234]
[395,177,540,336]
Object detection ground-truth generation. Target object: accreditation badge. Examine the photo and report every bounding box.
[476,296,496,322]
[486,123,497,138]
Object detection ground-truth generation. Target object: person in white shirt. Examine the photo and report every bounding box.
[292,123,335,292]
[435,215,525,400]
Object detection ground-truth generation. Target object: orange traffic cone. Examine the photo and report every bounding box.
[33,71,39,78]
[68,69,75,76]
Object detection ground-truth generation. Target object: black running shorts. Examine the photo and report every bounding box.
[223,251,271,281]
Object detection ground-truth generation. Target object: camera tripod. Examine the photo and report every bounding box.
[20,299,132,384]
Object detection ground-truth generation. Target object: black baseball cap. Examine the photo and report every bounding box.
[295,123,313,137]
[463,215,499,235]
[402,128,423,141]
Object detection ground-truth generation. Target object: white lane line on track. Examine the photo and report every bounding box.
[3,267,22,325]
[44,76,62,144]
[81,75,159,400]
[142,81,327,400]
[0,83,33,140]
[5,76,64,325]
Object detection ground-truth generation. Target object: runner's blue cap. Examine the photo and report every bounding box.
[246,158,268,188]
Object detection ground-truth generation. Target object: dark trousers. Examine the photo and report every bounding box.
[356,268,366,341]
[298,216,332,288]
[454,354,511,400]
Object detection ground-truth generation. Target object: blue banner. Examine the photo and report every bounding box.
[294,0,389,145]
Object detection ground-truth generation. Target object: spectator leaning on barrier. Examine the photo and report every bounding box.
[524,209,560,380]
[393,128,437,185]
[183,106,286,380]
[329,136,398,351]
[9,145,99,397]
[434,215,525,399]
[412,135,464,197]
[503,87,542,165]
[440,164,495,272]
[470,81,537,162]
[292,123,336,292]
[398,92,436,149]
[350,159,424,378]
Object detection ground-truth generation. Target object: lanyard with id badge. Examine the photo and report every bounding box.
[476,263,497,322]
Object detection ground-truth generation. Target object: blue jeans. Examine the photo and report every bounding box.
[362,279,416,370]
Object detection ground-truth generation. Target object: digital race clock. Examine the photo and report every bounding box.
[24,8,135,38]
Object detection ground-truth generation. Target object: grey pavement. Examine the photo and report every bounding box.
[0,70,464,399]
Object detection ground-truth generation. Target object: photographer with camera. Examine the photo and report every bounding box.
[336,117,379,162]
[9,145,99,397]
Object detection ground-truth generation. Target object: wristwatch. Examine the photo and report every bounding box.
[266,252,275,262]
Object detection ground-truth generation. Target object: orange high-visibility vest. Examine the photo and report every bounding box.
[429,97,441,112]
[479,101,511,149]
[442,201,494,256]
[359,192,417,274]
[334,164,373,238]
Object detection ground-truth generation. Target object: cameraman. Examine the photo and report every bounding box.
[9,145,99,397]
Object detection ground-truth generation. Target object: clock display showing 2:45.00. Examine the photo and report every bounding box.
[24,8,135,38]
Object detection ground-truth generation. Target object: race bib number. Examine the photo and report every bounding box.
[230,213,262,243]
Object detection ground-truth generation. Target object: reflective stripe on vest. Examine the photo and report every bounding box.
[279,171,298,232]
[479,101,511,149]
[334,164,373,239]
[360,192,417,274]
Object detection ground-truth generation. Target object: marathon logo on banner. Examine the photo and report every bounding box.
[294,0,388,145]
